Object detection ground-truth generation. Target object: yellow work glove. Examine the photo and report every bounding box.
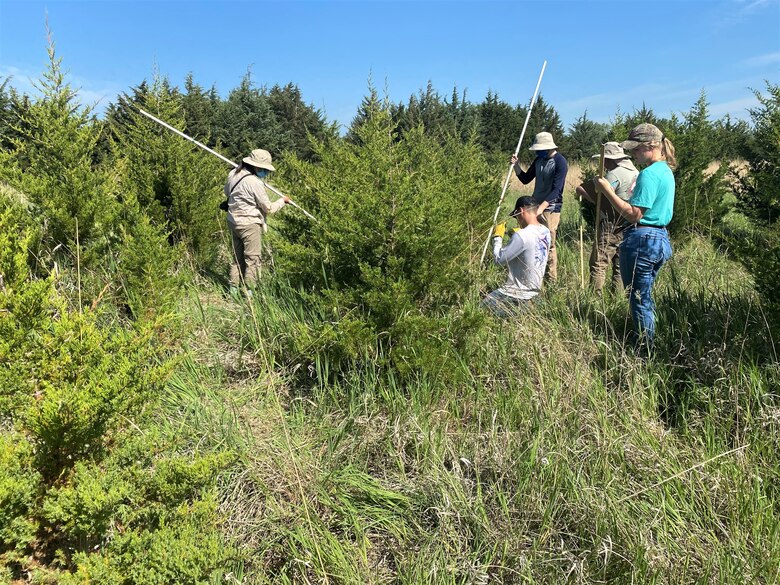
[493,222,506,238]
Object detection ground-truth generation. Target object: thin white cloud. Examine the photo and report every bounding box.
[0,65,120,115]
[714,0,779,29]
[741,52,780,68]
[709,95,760,118]
[735,0,772,13]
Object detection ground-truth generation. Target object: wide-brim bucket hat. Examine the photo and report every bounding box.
[620,123,664,151]
[243,148,276,171]
[529,131,557,151]
[591,142,630,160]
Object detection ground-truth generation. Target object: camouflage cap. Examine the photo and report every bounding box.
[591,141,630,160]
[620,123,664,151]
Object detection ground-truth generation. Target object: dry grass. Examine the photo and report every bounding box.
[163,232,780,584]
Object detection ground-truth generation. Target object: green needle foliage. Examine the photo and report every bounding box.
[273,98,496,376]
[2,31,779,585]
[108,73,227,270]
[0,35,120,252]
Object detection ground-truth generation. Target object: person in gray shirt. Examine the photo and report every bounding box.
[576,142,639,293]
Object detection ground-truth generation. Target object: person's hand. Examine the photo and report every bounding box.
[283,196,292,204]
[510,154,519,166]
[493,222,506,238]
[592,177,609,194]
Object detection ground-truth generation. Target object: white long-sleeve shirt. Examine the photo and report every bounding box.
[492,224,551,300]
[224,168,286,230]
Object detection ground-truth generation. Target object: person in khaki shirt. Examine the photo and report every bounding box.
[575,142,639,293]
[224,149,290,289]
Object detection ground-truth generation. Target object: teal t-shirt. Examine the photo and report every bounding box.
[629,161,675,227]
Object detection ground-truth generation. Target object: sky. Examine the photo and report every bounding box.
[1,0,779,133]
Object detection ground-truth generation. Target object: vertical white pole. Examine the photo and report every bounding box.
[481,60,547,265]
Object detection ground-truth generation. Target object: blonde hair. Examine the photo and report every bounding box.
[660,136,677,170]
[645,137,677,171]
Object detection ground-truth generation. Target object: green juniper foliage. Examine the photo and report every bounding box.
[2,34,780,585]
[272,97,496,376]
[562,111,610,162]
[0,181,236,585]
[725,81,780,318]
[0,37,120,251]
[108,73,226,270]
[671,91,730,237]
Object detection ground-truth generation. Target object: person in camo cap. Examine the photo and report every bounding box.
[511,131,568,282]
[576,142,639,294]
[594,123,677,353]
[223,149,290,292]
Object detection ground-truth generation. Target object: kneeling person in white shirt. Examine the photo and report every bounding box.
[482,196,552,317]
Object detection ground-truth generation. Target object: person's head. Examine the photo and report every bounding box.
[242,148,276,178]
[592,141,630,170]
[529,131,558,159]
[510,196,540,227]
[620,124,677,170]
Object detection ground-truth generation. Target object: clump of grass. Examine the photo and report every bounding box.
[167,231,779,584]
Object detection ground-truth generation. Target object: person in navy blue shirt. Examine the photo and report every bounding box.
[511,132,568,281]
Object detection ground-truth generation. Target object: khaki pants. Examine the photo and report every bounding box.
[589,221,626,293]
[229,222,263,287]
[540,210,560,281]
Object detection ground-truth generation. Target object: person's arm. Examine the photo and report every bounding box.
[546,154,568,205]
[594,177,645,223]
[493,231,525,265]
[511,154,535,185]
[576,181,597,204]
[252,180,288,215]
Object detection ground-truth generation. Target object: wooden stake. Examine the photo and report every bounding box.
[595,143,606,261]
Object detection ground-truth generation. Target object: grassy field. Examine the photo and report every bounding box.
[160,181,780,584]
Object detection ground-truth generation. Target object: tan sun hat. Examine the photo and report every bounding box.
[620,123,664,151]
[243,149,276,171]
[529,131,558,151]
[591,142,630,160]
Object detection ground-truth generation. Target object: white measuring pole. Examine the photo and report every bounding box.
[480,61,547,264]
[137,108,317,221]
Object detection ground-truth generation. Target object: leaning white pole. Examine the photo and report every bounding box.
[137,107,317,221]
[480,60,547,265]
[263,181,317,222]
[138,108,236,167]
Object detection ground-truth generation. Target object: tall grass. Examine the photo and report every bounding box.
[164,229,779,583]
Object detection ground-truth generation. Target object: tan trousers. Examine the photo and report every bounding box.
[540,211,560,281]
[229,223,262,286]
[589,221,625,293]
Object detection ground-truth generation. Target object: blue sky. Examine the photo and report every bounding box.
[1,0,778,133]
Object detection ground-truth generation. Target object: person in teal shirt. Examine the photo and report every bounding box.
[594,123,677,353]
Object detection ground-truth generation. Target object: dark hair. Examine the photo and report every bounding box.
[511,196,538,215]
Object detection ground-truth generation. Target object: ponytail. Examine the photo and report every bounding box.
[661,137,677,170]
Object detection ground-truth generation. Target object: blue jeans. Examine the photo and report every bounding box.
[619,227,672,345]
